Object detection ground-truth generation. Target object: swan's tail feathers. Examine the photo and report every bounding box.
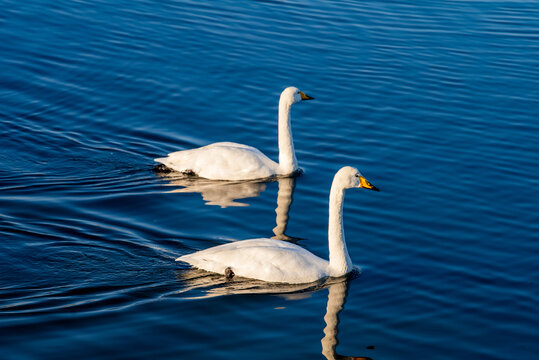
[176,254,192,262]
[153,158,174,173]
[154,157,191,174]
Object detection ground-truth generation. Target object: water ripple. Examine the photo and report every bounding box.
[1,0,538,358]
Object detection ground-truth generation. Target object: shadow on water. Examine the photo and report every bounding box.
[175,269,373,359]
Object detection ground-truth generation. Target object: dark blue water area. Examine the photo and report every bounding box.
[1,0,539,358]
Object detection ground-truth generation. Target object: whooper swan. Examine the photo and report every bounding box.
[176,166,379,284]
[154,86,314,180]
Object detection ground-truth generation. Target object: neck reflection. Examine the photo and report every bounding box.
[271,177,301,241]
[322,279,373,360]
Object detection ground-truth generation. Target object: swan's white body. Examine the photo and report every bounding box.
[178,238,328,284]
[155,87,313,180]
[176,167,379,284]
[157,142,279,181]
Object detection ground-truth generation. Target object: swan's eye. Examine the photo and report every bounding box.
[355,174,359,178]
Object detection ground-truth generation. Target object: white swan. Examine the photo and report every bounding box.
[176,166,380,284]
[154,86,314,180]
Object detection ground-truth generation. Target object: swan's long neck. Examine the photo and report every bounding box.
[277,98,297,174]
[328,182,352,277]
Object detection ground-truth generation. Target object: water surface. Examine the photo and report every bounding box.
[1,0,538,359]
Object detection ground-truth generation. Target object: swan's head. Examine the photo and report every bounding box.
[335,166,380,191]
[280,86,314,105]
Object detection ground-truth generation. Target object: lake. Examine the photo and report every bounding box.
[1,0,538,359]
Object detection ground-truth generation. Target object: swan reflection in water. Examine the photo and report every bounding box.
[155,170,268,207]
[175,270,373,359]
[156,171,300,238]
[270,177,302,241]
[321,279,373,360]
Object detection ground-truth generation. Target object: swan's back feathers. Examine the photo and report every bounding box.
[155,142,280,180]
[177,238,329,284]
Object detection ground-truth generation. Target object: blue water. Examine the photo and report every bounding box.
[1,0,538,358]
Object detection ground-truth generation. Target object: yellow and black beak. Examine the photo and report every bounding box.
[299,91,314,100]
[359,176,380,192]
